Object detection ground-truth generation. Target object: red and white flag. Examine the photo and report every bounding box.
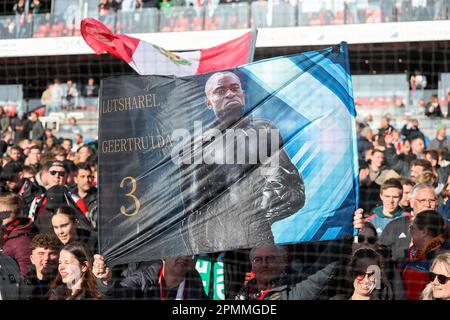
[80,18,257,76]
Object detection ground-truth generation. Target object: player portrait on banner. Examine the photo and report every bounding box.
[176,71,305,254]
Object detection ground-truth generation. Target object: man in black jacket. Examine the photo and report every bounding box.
[92,254,207,300]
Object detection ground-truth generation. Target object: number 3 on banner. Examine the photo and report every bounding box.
[119,176,141,216]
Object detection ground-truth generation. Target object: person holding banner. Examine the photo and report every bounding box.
[178,71,305,254]
[235,245,291,300]
[92,254,207,300]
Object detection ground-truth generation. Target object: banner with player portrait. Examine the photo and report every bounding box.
[98,42,358,265]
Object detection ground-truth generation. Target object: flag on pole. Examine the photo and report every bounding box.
[80,18,257,76]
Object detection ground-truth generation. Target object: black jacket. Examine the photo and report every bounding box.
[20,265,57,300]
[99,261,207,300]
[330,285,395,300]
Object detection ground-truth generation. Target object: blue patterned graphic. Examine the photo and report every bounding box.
[241,42,358,243]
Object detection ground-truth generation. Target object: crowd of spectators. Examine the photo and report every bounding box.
[1,81,450,300]
[40,78,98,114]
[1,0,448,39]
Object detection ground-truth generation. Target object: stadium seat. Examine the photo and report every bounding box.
[231,15,237,27]
[366,8,382,23]
[331,10,344,25]
[385,97,394,106]
[3,104,17,117]
[309,12,325,26]
[355,96,371,107]
[213,16,221,29]
[175,18,189,32]
[161,17,173,32]
[49,22,64,37]
[193,17,203,31]
[33,23,50,38]
[204,16,213,30]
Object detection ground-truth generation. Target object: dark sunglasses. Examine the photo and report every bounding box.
[49,170,66,177]
[429,272,450,285]
[353,270,376,281]
[357,235,377,244]
[252,255,278,265]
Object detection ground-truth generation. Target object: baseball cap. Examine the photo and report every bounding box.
[45,185,69,210]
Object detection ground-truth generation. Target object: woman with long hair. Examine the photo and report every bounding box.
[422,252,450,300]
[332,247,393,300]
[48,241,101,300]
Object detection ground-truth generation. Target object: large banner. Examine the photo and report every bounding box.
[98,42,358,265]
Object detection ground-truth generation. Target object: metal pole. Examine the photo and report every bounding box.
[25,0,30,14]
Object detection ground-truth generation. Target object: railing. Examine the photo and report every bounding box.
[0,0,448,40]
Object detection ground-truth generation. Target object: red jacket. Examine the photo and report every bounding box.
[1,218,36,277]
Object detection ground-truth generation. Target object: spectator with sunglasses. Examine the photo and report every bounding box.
[331,248,394,300]
[400,210,450,300]
[321,221,405,300]
[422,251,450,300]
[28,161,89,235]
[352,222,379,252]
[28,161,68,234]
[46,161,68,188]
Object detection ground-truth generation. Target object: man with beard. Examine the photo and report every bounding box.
[92,254,207,300]
[70,163,97,230]
[177,71,305,254]
[20,234,61,299]
[71,163,96,211]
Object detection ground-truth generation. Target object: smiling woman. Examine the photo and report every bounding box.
[331,248,394,300]
[48,241,101,300]
[422,252,450,300]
